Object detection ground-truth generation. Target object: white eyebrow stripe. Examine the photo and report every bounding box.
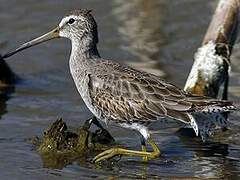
[59,15,85,27]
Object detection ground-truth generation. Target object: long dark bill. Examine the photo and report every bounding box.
[2,27,60,59]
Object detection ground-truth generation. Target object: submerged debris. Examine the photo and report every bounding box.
[32,118,115,168]
[0,54,17,119]
[0,54,17,87]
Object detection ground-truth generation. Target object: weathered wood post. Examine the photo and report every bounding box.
[184,0,240,139]
[184,0,239,100]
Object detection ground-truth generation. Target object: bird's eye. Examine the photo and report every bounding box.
[68,18,75,24]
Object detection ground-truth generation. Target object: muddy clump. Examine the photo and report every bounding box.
[32,118,115,168]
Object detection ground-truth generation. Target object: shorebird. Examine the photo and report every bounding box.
[3,9,237,163]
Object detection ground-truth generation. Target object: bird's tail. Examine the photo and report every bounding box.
[194,99,239,139]
[185,97,239,141]
[195,112,229,141]
[190,99,238,113]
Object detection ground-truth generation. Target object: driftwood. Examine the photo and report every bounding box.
[184,0,239,99]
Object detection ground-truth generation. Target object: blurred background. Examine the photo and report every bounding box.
[0,0,240,179]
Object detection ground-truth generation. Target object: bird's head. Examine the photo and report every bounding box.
[3,9,98,58]
[59,10,98,43]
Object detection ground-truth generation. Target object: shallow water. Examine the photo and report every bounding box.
[0,0,240,179]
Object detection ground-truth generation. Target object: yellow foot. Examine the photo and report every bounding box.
[93,139,160,163]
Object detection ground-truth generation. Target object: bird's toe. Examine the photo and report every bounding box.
[93,148,120,163]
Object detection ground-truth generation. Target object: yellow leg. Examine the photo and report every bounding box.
[142,145,148,161]
[93,138,161,163]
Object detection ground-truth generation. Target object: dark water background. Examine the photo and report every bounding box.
[0,0,240,179]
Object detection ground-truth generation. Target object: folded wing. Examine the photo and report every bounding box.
[89,63,195,124]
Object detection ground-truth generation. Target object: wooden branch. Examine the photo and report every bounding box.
[184,0,240,99]
[203,0,239,49]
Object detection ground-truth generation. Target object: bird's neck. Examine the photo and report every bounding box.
[71,40,100,60]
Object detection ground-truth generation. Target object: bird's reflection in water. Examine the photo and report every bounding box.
[176,128,239,179]
[176,128,229,157]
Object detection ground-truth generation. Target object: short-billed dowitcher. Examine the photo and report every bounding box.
[3,9,237,163]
